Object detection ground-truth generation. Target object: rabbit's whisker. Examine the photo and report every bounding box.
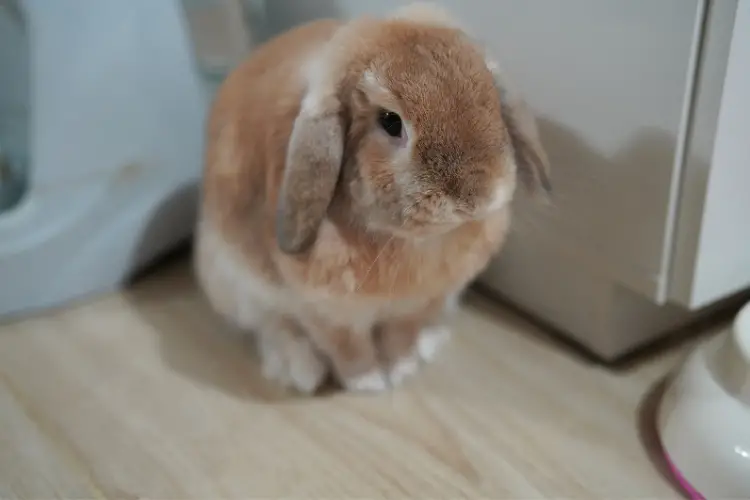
[355,233,395,293]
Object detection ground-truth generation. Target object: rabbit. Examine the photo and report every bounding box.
[194,2,551,394]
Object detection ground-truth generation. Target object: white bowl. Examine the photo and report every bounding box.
[658,301,750,498]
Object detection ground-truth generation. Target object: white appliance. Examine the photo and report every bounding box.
[0,0,260,319]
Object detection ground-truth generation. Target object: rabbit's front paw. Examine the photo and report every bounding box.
[376,322,452,387]
[389,325,451,386]
[258,319,329,394]
[416,325,451,363]
[342,369,390,392]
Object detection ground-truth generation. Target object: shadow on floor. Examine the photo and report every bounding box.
[125,250,345,404]
[466,284,735,373]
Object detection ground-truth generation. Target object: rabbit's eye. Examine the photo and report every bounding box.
[377,109,403,138]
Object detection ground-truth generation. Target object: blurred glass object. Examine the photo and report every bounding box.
[0,0,29,212]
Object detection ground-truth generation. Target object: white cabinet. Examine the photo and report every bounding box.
[267,0,750,358]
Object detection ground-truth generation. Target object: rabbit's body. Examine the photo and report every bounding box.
[196,4,550,393]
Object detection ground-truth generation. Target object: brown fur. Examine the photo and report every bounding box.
[196,5,550,393]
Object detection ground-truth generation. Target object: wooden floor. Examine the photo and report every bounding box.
[0,257,715,499]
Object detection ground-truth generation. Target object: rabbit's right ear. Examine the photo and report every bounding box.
[485,58,552,196]
[276,69,345,254]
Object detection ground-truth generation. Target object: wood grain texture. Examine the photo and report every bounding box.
[0,257,708,498]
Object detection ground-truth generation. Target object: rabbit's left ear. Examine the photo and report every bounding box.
[486,59,552,195]
[276,62,346,255]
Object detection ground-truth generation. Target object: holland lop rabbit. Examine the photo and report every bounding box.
[195,2,551,394]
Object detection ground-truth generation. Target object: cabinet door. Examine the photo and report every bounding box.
[669,0,750,309]
[267,0,704,300]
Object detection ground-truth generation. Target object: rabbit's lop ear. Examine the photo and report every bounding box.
[276,66,345,254]
[487,59,552,195]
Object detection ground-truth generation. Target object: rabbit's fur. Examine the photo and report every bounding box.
[195,3,551,393]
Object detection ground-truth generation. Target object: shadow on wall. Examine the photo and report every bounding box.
[531,115,678,219]
[264,0,341,35]
[506,115,682,284]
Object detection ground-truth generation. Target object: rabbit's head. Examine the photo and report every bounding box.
[277,3,551,253]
